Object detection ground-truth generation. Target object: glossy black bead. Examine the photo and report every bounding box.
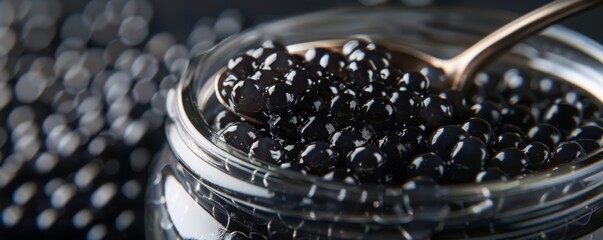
[397,124,428,157]
[261,40,286,51]
[377,66,403,86]
[474,168,509,183]
[304,48,346,75]
[542,102,582,134]
[439,90,469,122]
[285,69,312,95]
[346,146,388,183]
[378,135,409,180]
[283,142,304,163]
[471,90,507,107]
[300,115,337,142]
[328,130,367,158]
[501,105,536,131]
[361,82,390,100]
[213,109,243,131]
[249,137,286,165]
[389,91,420,123]
[428,125,467,159]
[295,93,324,117]
[490,133,523,152]
[322,169,359,185]
[406,152,446,181]
[568,125,603,145]
[315,78,341,100]
[448,137,488,182]
[397,72,429,95]
[218,122,260,152]
[402,176,439,190]
[500,68,530,94]
[304,63,330,80]
[495,124,527,141]
[580,99,601,120]
[507,92,535,106]
[230,79,265,117]
[420,66,446,89]
[264,83,298,114]
[345,61,377,87]
[226,54,256,79]
[299,142,338,174]
[527,123,562,149]
[360,98,396,134]
[470,101,502,126]
[250,70,285,88]
[343,120,377,143]
[328,93,359,124]
[552,141,584,163]
[472,72,499,91]
[488,148,531,176]
[522,142,552,170]
[259,51,298,74]
[219,73,238,100]
[532,77,562,97]
[420,94,454,129]
[461,117,492,143]
[576,139,600,154]
[268,114,302,141]
[342,39,370,56]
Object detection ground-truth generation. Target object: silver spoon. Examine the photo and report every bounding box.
[216,0,602,124]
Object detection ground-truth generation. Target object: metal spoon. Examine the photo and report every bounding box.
[216,0,602,124]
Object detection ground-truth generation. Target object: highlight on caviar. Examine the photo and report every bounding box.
[212,39,602,186]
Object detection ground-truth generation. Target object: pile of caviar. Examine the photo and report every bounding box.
[211,39,603,185]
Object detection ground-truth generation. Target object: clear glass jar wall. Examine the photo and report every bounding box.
[145,7,603,240]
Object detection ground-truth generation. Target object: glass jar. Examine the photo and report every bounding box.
[145,6,603,240]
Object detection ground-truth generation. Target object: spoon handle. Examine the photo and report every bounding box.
[448,0,603,91]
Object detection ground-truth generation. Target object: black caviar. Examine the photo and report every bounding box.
[213,39,602,186]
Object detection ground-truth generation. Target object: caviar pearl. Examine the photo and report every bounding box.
[218,122,260,152]
[378,135,408,180]
[264,83,298,114]
[527,123,562,149]
[285,69,312,95]
[268,114,302,141]
[346,146,388,182]
[428,125,467,159]
[501,105,536,131]
[227,54,256,79]
[299,142,338,174]
[490,133,523,152]
[543,102,582,134]
[489,148,531,176]
[461,117,493,143]
[397,72,429,95]
[407,152,446,181]
[439,90,469,122]
[552,141,584,163]
[249,137,285,164]
[448,137,488,182]
[295,94,324,117]
[475,168,510,183]
[568,125,603,145]
[420,95,454,129]
[328,93,359,125]
[389,91,420,123]
[522,142,552,170]
[470,101,501,126]
[230,79,265,117]
[300,115,337,142]
[329,130,367,157]
[577,139,600,154]
[360,98,396,135]
[260,51,299,73]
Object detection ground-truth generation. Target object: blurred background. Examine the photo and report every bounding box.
[0,0,601,239]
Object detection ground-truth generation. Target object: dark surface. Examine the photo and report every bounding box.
[0,0,601,239]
